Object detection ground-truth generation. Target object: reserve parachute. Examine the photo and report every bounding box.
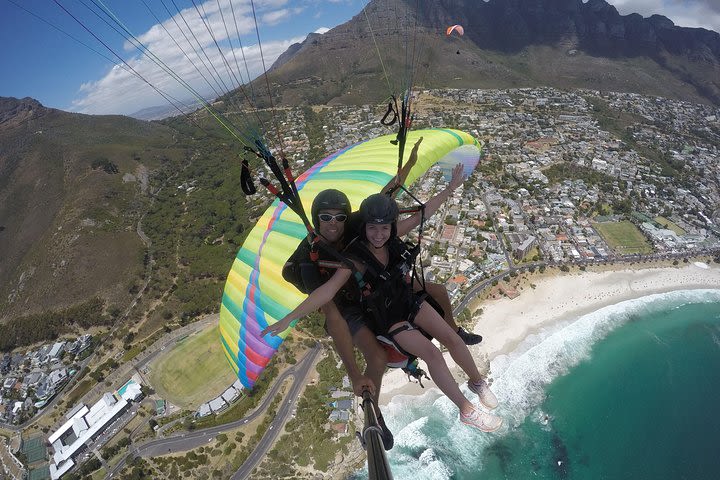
[219,128,481,388]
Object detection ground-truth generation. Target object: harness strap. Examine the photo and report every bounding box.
[385,324,417,360]
[380,98,398,126]
[385,321,433,361]
[240,159,256,195]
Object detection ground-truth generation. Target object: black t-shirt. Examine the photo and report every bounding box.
[282,214,362,310]
[283,211,362,291]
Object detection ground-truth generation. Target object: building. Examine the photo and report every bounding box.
[48,380,142,479]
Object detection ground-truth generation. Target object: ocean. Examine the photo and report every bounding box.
[353,289,720,480]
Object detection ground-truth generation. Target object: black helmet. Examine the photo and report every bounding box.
[359,193,398,240]
[311,189,351,229]
[360,193,399,224]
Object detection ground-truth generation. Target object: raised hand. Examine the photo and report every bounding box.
[409,136,423,161]
[448,163,465,191]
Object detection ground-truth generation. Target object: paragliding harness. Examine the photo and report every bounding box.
[343,232,439,382]
[345,237,423,329]
[375,335,430,387]
[381,92,413,198]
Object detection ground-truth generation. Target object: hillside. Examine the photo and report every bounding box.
[0,97,187,322]
[251,0,720,107]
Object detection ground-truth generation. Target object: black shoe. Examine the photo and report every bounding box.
[457,327,483,345]
[377,415,394,450]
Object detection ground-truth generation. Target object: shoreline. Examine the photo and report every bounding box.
[379,261,720,405]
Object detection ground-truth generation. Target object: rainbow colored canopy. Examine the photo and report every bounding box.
[220,128,481,388]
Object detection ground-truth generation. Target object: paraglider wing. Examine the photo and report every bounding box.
[219,128,481,388]
[446,24,464,36]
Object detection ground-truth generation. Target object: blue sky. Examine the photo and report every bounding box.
[1,0,718,116]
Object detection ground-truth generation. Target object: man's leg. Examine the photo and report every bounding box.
[323,303,375,397]
[423,281,483,345]
[349,320,394,450]
[351,324,388,404]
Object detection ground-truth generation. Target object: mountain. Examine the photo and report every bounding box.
[128,98,206,121]
[257,0,720,107]
[129,104,183,121]
[0,97,186,322]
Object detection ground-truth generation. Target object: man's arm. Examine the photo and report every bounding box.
[323,302,376,397]
[397,162,464,237]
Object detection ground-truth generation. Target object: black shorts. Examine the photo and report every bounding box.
[323,306,368,337]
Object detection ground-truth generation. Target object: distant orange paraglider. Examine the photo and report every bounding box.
[446,24,464,37]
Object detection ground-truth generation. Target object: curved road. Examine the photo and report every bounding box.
[230,344,320,480]
[106,344,321,479]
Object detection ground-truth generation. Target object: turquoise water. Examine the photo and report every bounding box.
[355,289,720,480]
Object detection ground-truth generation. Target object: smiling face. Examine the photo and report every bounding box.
[365,222,392,249]
[317,208,346,245]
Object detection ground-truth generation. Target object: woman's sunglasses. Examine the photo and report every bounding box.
[318,213,348,222]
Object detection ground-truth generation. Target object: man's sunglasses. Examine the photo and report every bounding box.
[318,213,348,222]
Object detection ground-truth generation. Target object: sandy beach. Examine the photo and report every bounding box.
[379,262,720,405]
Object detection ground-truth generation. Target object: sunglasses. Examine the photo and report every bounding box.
[318,213,348,222]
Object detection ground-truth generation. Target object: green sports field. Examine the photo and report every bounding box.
[592,220,653,255]
[654,216,687,236]
[148,325,236,409]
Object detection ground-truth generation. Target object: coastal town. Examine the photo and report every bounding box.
[2,87,719,479]
[279,87,720,302]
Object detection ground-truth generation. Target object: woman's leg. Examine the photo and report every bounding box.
[390,322,473,413]
[411,301,485,384]
[421,281,457,329]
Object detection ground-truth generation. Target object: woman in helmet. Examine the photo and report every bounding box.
[265,191,503,433]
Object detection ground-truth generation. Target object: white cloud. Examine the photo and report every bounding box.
[262,7,305,26]
[315,27,330,34]
[610,0,720,32]
[70,0,305,115]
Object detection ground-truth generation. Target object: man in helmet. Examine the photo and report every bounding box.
[283,187,397,448]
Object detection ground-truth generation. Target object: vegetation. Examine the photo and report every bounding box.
[65,379,95,407]
[303,107,329,162]
[543,162,615,190]
[0,298,110,351]
[584,95,649,136]
[64,458,101,479]
[139,138,257,324]
[260,353,346,477]
[654,216,686,236]
[90,157,119,174]
[101,437,131,460]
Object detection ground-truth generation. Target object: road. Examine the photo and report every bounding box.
[230,344,320,480]
[106,344,321,479]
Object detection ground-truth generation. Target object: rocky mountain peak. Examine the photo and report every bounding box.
[0,97,48,126]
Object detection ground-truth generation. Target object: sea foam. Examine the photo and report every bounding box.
[358,289,720,479]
